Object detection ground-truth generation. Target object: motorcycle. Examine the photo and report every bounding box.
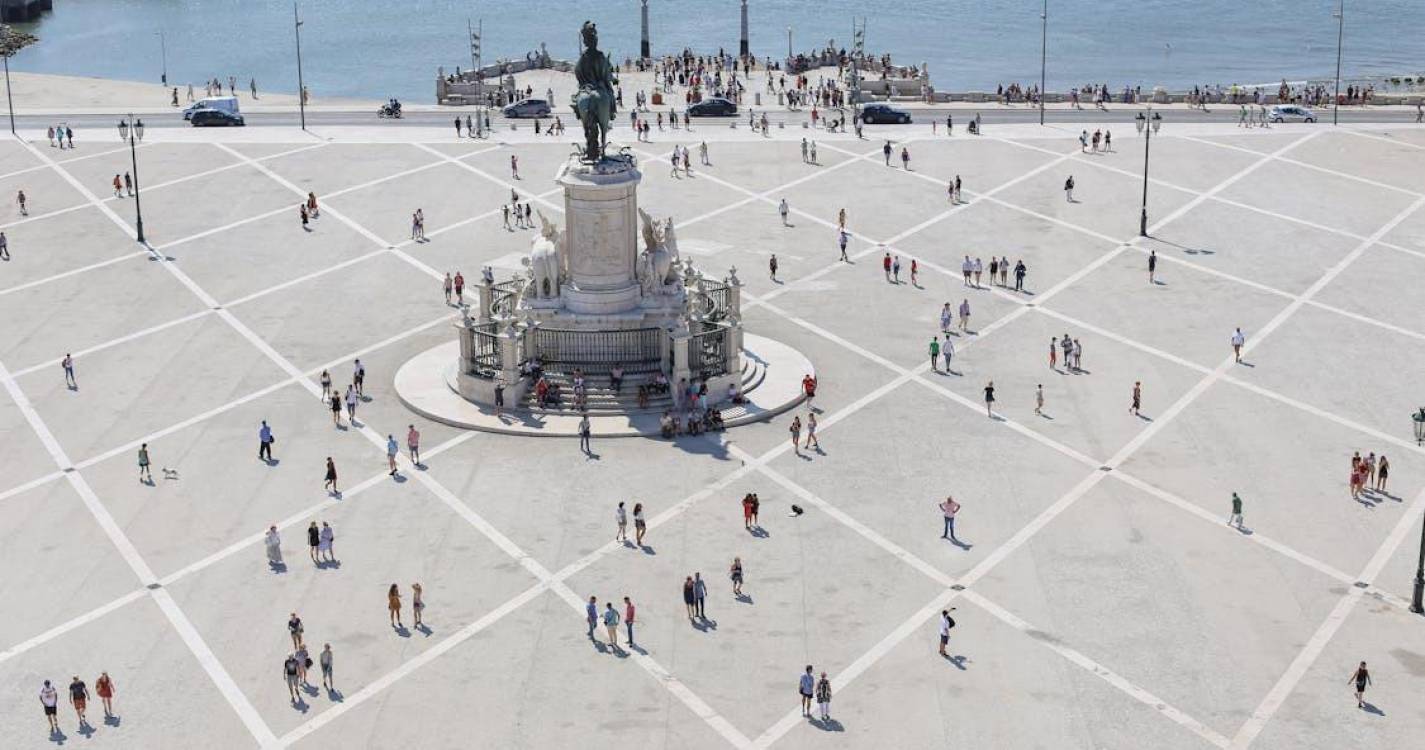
[377,104,403,119]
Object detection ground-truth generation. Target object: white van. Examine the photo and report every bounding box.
[183,96,240,121]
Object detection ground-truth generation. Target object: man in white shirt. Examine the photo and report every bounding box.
[1231,328,1246,363]
[40,680,59,732]
[938,609,956,656]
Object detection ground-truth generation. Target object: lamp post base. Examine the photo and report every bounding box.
[1139,208,1148,237]
[1411,574,1424,614]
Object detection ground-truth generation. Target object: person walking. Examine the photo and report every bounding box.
[882,140,892,166]
[286,611,304,649]
[1014,259,1026,292]
[938,609,956,656]
[387,584,403,628]
[789,415,802,455]
[510,154,520,179]
[929,336,940,372]
[1231,328,1245,363]
[586,595,599,639]
[453,271,465,306]
[407,424,421,464]
[324,457,338,494]
[17,189,27,215]
[602,602,621,651]
[300,203,310,231]
[883,252,893,282]
[578,412,592,454]
[1227,492,1244,530]
[983,380,995,417]
[623,596,636,646]
[443,273,453,305]
[1148,250,1158,284]
[1130,381,1142,417]
[939,496,961,543]
[329,389,342,427]
[799,666,816,716]
[319,644,334,691]
[258,420,274,462]
[633,502,647,546]
[1349,661,1372,708]
[40,680,59,734]
[319,369,332,398]
[901,146,910,170]
[293,641,310,688]
[0,230,7,261]
[1064,176,1074,202]
[730,557,744,596]
[1035,384,1045,415]
[137,443,152,484]
[306,191,319,218]
[769,253,779,280]
[940,303,953,336]
[94,672,114,718]
[958,298,971,332]
[344,384,358,422]
[411,582,424,629]
[318,521,334,563]
[838,229,849,261]
[283,653,301,703]
[778,198,789,226]
[815,672,832,722]
[942,336,954,372]
[682,576,696,619]
[1049,338,1058,370]
[804,412,819,450]
[1377,455,1390,492]
[112,174,122,198]
[62,353,76,388]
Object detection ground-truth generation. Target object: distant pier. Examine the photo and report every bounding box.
[1,0,52,23]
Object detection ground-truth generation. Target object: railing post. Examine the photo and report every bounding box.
[456,321,474,373]
[724,266,742,318]
[671,319,692,406]
[499,320,523,386]
[724,319,742,376]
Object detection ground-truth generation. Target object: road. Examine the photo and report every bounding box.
[17,105,1421,132]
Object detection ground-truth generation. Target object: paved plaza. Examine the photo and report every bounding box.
[2,119,1425,749]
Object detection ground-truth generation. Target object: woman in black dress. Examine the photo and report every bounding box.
[324,457,338,494]
[1349,661,1371,708]
[983,380,995,417]
[307,522,320,563]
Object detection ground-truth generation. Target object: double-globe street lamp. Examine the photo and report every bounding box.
[116,116,146,244]
[1411,408,1425,614]
[1134,109,1162,237]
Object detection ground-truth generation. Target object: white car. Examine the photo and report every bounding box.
[1268,105,1317,123]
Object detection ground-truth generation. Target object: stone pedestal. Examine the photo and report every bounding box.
[557,157,643,315]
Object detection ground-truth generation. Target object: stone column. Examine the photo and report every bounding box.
[640,0,651,59]
[724,318,743,376]
[477,279,494,322]
[499,321,523,386]
[456,322,473,373]
[724,266,742,318]
[670,320,692,401]
[739,0,750,58]
[556,157,643,315]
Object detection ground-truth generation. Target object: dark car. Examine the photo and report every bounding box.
[860,103,911,124]
[687,97,737,117]
[190,109,245,127]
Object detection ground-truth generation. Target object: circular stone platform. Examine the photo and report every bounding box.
[394,333,812,437]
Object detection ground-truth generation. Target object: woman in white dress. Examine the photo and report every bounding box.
[317,522,335,563]
[264,525,283,567]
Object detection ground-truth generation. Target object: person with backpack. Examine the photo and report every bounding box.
[938,608,957,656]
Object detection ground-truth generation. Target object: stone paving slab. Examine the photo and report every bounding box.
[3,122,1425,750]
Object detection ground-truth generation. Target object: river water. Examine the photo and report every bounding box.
[12,0,1424,100]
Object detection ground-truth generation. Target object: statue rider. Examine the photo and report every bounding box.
[571,21,618,162]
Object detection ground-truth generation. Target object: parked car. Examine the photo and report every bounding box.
[183,95,240,121]
[859,103,911,124]
[687,97,738,117]
[190,109,245,127]
[1268,104,1317,123]
[502,98,551,118]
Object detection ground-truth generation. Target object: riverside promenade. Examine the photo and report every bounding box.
[0,108,1424,749]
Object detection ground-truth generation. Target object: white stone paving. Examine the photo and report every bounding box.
[1,120,1424,749]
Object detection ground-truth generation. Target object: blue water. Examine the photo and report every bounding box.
[12,0,1424,100]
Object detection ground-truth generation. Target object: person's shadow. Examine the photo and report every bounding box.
[1362,701,1385,716]
[692,616,718,632]
[943,653,969,670]
[49,728,68,744]
[735,592,753,604]
[810,716,845,731]
[749,526,770,538]
[103,714,121,728]
[326,688,344,703]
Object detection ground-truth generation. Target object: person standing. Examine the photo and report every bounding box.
[293,641,310,687]
[287,612,304,649]
[112,174,122,198]
[1349,661,1371,708]
[799,666,816,716]
[730,557,744,596]
[1227,492,1244,530]
[882,140,892,166]
[1035,384,1045,415]
[17,189,27,215]
[1064,175,1074,202]
[1231,328,1245,363]
[623,596,636,646]
[406,424,421,464]
[1130,381,1142,417]
[789,415,802,455]
[411,582,424,629]
[578,412,592,454]
[805,412,819,450]
[602,602,621,651]
[324,457,338,494]
[769,253,779,280]
[319,644,334,691]
[778,198,789,226]
[386,435,400,476]
[983,381,995,418]
[265,525,283,567]
[815,672,832,722]
[1049,338,1058,370]
[258,420,274,462]
[319,369,332,398]
[940,303,953,336]
[693,572,708,618]
[318,521,334,563]
[901,146,910,170]
[1148,250,1158,284]
[1377,455,1390,492]
[353,359,366,397]
[329,390,342,427]
[40,680,59,734]
[1014,259,1026,292]
[137,443,153,484]
[682,576,696,619]
[307,191,319,218]
[307,521,320,563]
[510,154,520,179]
[838,229,849,261]
[938,609,956,656]
[941,336,954,372]
[62,353,76,388]
[94,672,114,718]
[633,503,647,546]
[345,385,358,423]
[883,252,893,281]
[388,584,403,628]
[585,595,599,639]
[939,496,961,542]
[959,299,971,332]
[454,116,462,137]
[443,273,453,305]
